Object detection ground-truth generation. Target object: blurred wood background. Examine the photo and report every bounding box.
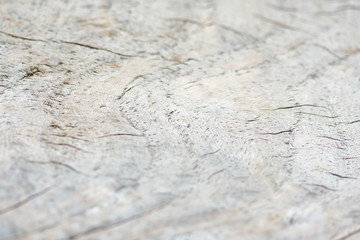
[0,0,359,239]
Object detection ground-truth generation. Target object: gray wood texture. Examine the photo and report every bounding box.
[0,0,359,239]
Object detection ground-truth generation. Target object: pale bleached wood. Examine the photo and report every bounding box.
[0,0,359,239]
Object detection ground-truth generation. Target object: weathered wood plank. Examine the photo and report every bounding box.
[0,0,359,239]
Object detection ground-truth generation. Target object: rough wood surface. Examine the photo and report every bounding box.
[0,0,359,239]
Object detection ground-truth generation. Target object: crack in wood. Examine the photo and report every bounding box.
[318,136,349,142]
[207,169,225,180]
[336,228,360,240]
[201,149,221,158]
[305,183,337,191]
[45,141,87,152]
[0,30,137,58]
[260,129,293,135]
[271,104,325,110]
[116,75,145,101]
[59,40,137,58]
[296,111,338,119]
[0,30,47,42]
[313,43,342,59]
[0,186,52,215]
[98,133,144,138]
[65,199,175,240]
[49,134,89,142]
[345,119,360,125]
[27,160,93,177]
[254,14,305,32]
[329,172,356,179]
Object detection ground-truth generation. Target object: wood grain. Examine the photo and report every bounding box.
[0,0,359,239]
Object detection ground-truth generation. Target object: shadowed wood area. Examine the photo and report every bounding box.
[0,0,359,239]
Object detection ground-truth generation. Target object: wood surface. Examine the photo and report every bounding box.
[0,0,359,239]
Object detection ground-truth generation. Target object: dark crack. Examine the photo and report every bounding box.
[46,141,88,152]
[345,119,360,125]
[27,160,93,177]
[271,104,325,110]
[306,183,336,191]
[59,40,137,58]
[313,43,342,59]
[0,30,137,58]
[336,228,360,240]
[64,199,175,240]
[98,133,144,138]
[21,66,42,79]
[207,169,225,180]
[116,75,145,101]
[0,30,47,42]
[260,129,293,135]
[254,14,305,32]
[329,172,356,179]
[0,186,52,215]
[296,112,338,119]
[318,136,348,142]
[218,24,258,41]
[202,149,221,158]
[166,18,207,26]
